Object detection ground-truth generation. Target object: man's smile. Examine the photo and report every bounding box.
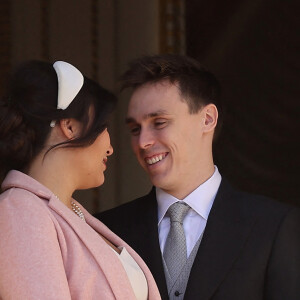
[145,152,168,165]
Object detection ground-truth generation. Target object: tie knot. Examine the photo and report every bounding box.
[168,202,190,224]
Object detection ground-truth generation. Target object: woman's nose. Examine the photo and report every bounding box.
[106,145,113,156]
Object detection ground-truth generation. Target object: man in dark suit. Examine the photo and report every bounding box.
[96,54,300,300]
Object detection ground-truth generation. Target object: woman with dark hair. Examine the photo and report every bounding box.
[0,60,161,300]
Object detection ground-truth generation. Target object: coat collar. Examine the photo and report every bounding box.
[2,170,53,200]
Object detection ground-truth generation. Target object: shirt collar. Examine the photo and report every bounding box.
[156,166,222,225]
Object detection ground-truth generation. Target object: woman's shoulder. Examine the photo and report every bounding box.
[1,185,48,208]
[0,186,55,231]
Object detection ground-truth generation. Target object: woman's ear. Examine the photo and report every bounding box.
[202,104,218,133]
[59,118,81,139]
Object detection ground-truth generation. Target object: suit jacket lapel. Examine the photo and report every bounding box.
[184,180,257,300]
[132,189,169,299]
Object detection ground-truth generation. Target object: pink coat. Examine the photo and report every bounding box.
[0,170,161,300]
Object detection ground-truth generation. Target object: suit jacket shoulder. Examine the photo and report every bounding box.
[97,188,157,232]
[185,179,300,300]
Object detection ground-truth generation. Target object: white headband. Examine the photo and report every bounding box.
[53,61,84,110]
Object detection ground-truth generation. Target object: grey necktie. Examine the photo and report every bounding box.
[163,201,190,281]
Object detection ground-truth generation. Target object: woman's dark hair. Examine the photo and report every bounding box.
[0,60,117,178]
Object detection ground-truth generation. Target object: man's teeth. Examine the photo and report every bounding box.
[146,154,165,165]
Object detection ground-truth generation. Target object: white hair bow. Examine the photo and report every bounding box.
[53,61,84,109]
[50,61,84,127]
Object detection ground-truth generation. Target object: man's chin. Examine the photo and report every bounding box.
[149,174,171,190]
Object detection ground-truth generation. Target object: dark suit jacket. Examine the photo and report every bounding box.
[96,180,300,300]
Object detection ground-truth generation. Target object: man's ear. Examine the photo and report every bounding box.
[202,104,218,133]
[59,118,81,139]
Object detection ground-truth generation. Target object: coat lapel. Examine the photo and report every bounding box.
[98,188,168,299]
[86,209,162,300]
[48,196,138,300]
[184,180,257,299]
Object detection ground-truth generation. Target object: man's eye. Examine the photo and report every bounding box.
[130,127,140,136]
[154,120,167,128]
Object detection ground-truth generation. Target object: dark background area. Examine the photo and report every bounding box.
[0,0,299,208]
[186,0,299,206]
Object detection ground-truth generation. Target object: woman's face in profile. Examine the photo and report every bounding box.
[75,128,113,190]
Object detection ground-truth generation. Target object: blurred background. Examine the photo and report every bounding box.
[0,0,299,213]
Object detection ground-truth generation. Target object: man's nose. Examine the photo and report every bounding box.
[138,128,154,149]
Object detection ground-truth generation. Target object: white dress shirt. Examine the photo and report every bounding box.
[156,166,222,257]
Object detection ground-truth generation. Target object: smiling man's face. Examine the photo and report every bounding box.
[126,81,212,198]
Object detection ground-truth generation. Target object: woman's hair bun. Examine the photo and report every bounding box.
[0,98,36,177]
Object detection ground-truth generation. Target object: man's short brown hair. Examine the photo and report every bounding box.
[121,54,223,138]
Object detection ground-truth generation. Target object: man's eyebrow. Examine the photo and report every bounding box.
[125,117,136,124]
[125,110,170,124]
